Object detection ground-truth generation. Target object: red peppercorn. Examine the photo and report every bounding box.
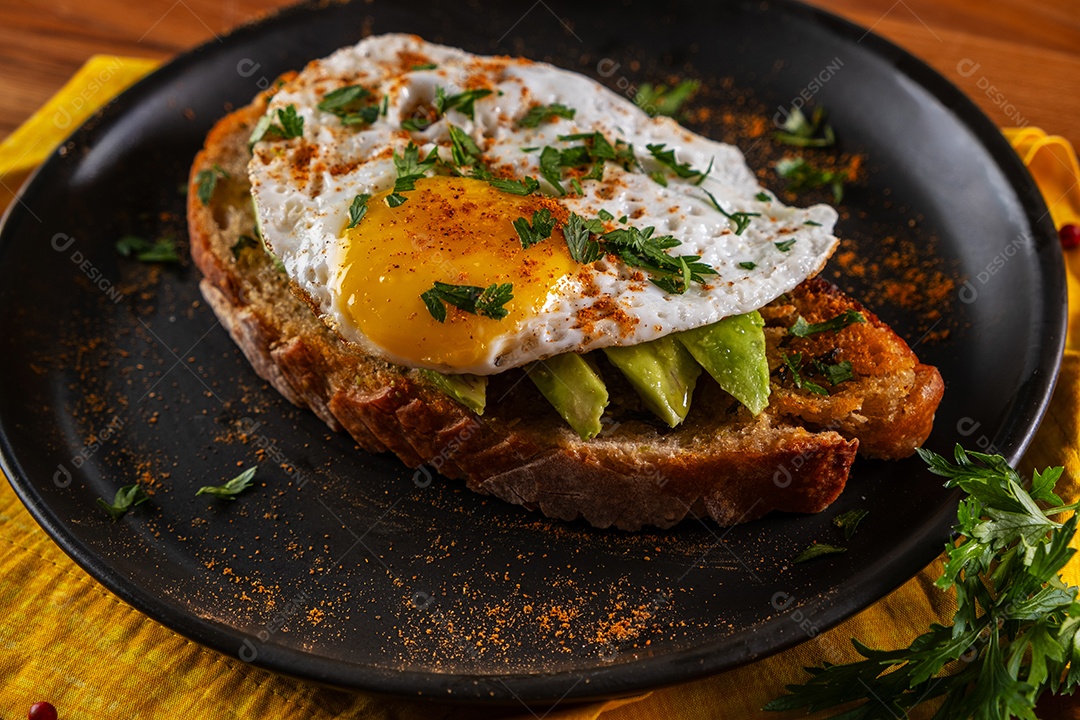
[28,702,57,720]
[1060,224,1080,250]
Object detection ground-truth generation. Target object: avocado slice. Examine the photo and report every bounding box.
[603,336,702,427]
[676,311,770,415]
[419,369,487,415]
[527,353,609,440]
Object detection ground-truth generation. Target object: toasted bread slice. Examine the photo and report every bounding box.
[187,93,944,530]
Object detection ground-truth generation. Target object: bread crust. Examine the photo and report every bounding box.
[186,96,942,530]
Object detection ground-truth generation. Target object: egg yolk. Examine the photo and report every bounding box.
[335,176,578,370]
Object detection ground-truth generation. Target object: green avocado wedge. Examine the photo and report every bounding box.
[603,336,702,427]
[527,353,609,440]
[418,370,487,415]
[676,311,770,416]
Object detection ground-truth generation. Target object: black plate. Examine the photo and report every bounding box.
[0,0,1065,704]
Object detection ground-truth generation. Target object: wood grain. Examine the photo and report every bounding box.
[0,0,1077,148]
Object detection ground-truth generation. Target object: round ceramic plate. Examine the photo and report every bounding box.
[0,0,1066,704]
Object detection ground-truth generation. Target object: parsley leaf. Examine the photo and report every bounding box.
[538,146,565,195]
[774,105,835,148]
[347,194,371,229]
[701,188,760,235]
[386,143,440,206]
[249,104,305,145]
[793,543,847,563]
[782,353,828,396]
[755,191,771,202]
[116,235,180,263]
[421,281,514,322]
[195,164,229,206]
[634,79,699,117]
[833,508,869,540]
[646,143,711,185]
[411,63,438,70]
[774,238,796,252]
[563,212,603,264]
[434,86,492,120]
[489,176,540,196]
[318,85,380,126]
[512,208,557,249]
[196,466,257,499]
[597,209,614,222]
[815,359,855,386]
[789,309,866,337]
[96,484,149,521]
[518,103,576,128]
[768,446,1080,719]
[602,225,716,294]
[775,156,847,202]
[738,261,756,270]
[446,124,484,168]
[230,234,259,260]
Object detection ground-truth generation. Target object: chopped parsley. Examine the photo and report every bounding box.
[814,359,855,386]
[97,484,149,521]
[789,309,866,337]
[196,466,257,499]
[421,281,514,323]
[116,235,180,263]
[597,209,614,222]
[411,63,438,71]
[701,188,760,235]
[774,105,835,148]
[563,212,603,264]
[569,178,583,195]
[230,234,259,260]
[401,117,432,132]
[775,156,847,202]
[386,143,439,206]
[518,103,576,128]
[646,143,711,185]
[434,86,492,120]
[832,508,868,540]
[317,85,379,126]
[512,208,557,249]
[347,194,372,229]
[602,225,716,294]
[634,79,699,117]
[488,176,540,196]
[249,104,305,145]
[793,542,847,563]
[738,261,756,270]
[195,164,229,206]
[782,353,828,396]
[538,146,565,195]
[755,191,771,202]
[774,238,797,252]
[804,220,822,227]
[649,171,668,187]
[447,124,485,168]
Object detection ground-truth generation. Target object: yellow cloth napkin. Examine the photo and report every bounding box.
[1,57,1079,720]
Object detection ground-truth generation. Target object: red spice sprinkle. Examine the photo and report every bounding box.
[1059,224,1080,250]
[28,702,58,720]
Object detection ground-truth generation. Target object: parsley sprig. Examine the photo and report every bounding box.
[317,85,379,126]
[601,225,716,294]
[386,143,439,206]
[347,194,371,229]
[116,235,180,263]
[767,446,1080,719]
[790,309,866,337]
[775,105,836,148]
[776,156,847,202]
[646,143,712,185]
[196,466,257,499]
[512,208,556,249]
[701,188,760,236]
[421,281,514,323]
[634,79,699,117]
[518,103,576,128]
[97,484,149,521]
[434,87,493,120]
[249,104,304,145]
[195,164,229,206]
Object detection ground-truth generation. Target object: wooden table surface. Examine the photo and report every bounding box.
[0,0,1079,714]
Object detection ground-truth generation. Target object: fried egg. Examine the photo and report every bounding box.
[249,34,839,375]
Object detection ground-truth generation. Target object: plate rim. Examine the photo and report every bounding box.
[0,0,1067,703]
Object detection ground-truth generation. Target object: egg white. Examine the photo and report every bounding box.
[249,34,840,375]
